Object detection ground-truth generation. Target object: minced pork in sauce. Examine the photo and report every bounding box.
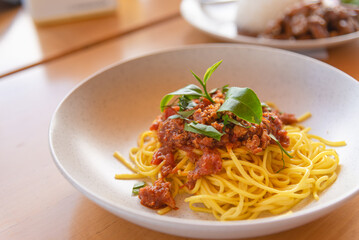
[139,90,297,209]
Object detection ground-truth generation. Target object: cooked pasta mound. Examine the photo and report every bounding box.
[114,123,345,220]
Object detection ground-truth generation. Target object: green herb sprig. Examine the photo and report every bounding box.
[191,60,223,103]
[160,60,223,111]
[158,61,294,161]
[159,60,263,141]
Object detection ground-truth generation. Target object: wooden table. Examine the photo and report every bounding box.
[1,1,358,239]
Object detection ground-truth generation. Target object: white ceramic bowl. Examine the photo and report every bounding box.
[49,44,359,239]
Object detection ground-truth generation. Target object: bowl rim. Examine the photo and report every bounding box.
[49,43,359,227]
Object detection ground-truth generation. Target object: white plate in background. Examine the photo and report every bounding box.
[180,0,359,50]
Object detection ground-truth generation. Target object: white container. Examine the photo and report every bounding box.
[25,0,118,25]
[235,0,301,34]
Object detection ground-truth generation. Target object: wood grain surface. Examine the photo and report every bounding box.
[0,1,358,239]
[0,0,181,77]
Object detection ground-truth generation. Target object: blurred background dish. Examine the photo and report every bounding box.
[24,0,118,25]
[180,0,359,49]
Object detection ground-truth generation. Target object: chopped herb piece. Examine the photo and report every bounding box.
[269,133,293,159]
[210,84,229,95]
[132,181,146,196]
[222,84,230,94]
[222,114,229,126]
[269,133,293,172]
[261,102,272,111]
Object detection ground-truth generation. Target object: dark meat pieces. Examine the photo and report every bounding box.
[263,1,359,39]
[139,179,176,209]
[186,149,222,190]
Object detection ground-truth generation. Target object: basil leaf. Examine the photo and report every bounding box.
[178,96,190,110]
[218,87,262,124]
[187,101,198,109]
[184,122,223,141]
[160,84,202,112]
[179,95,197,111]
[178,109,196,118]
[168,110,196,120]
[203,60,223,84]
[168,114,183,120]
